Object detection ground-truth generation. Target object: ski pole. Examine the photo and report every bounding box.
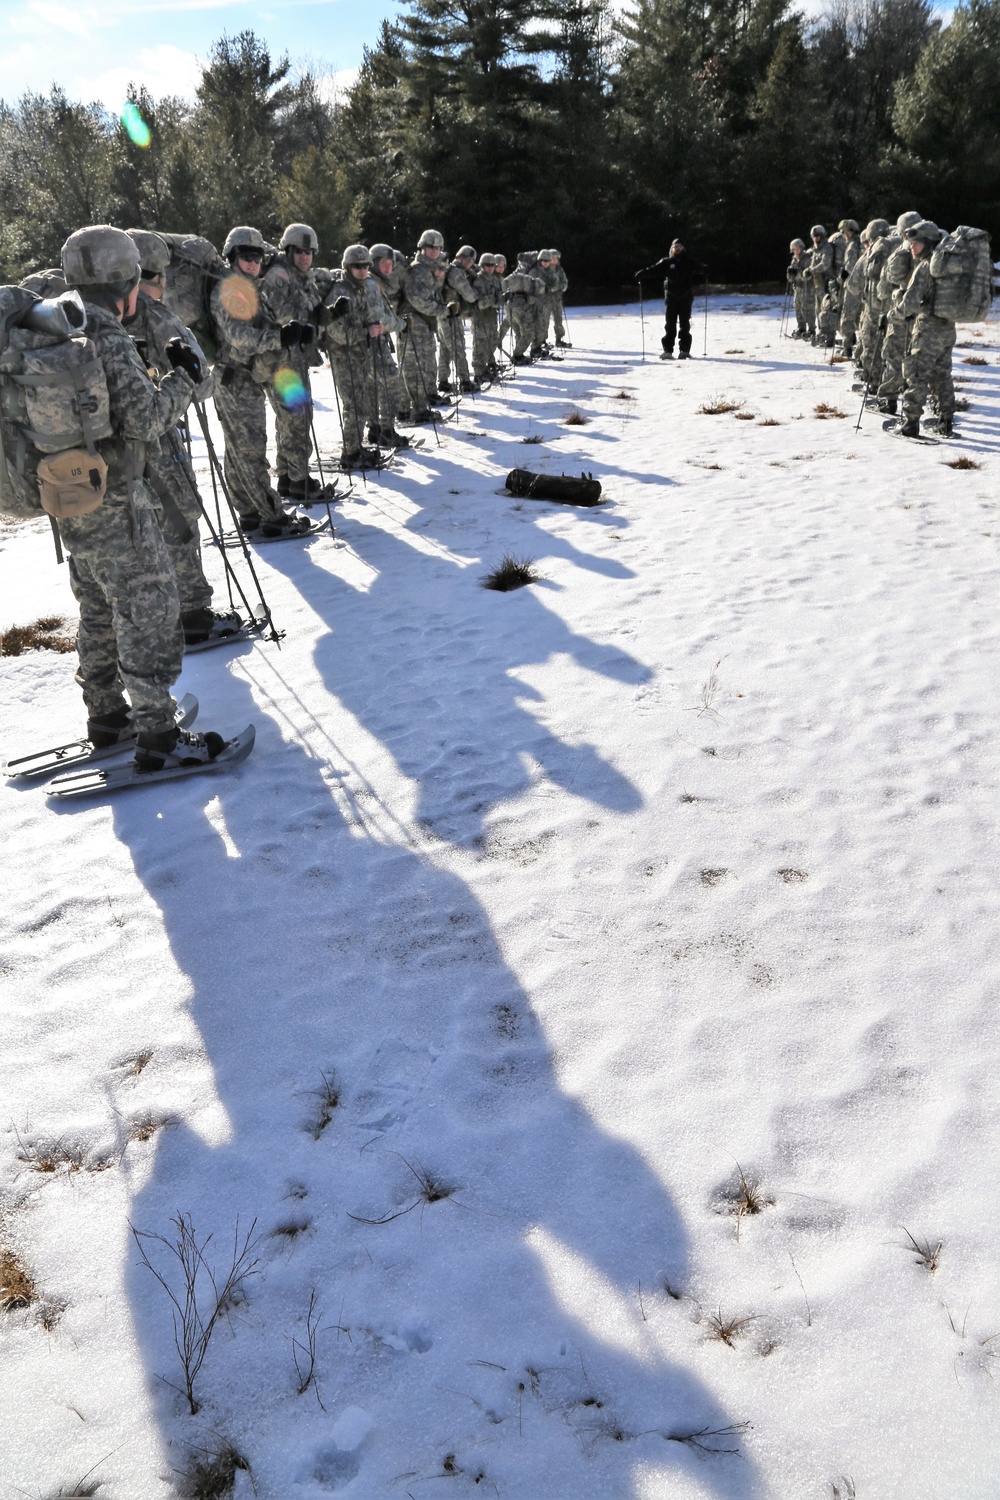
[637,278,646,363]
[703,269,709,357]
[398,319,441,447]
[450,315,463,419]
[193,401,282,643]
[310,416,336,532]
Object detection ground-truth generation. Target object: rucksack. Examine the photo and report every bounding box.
[930,226,993,322]
[505,468,602,507]
[0,286,111,522]
[158,233,228,361]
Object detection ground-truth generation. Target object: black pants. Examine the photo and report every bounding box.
[663,292,694,355]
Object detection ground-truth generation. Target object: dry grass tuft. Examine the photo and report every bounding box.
[814,402,847,419]
[667,1422,751,1455]
[902,1226,942,1273]
[563,410,588,425]
[734,411,756,421]
[612,389,633,400]
[944,456,981,470]
[45,1482,102,1498]
[962,354,988,365]
[700,868,729,886]
[954,396,971,411]
[778,867,809,883]
[521,433,544,443]
[128,1113,171,1144]
[271,1218,311,1241]
[308,1071,340,1139]
[0,616,75,657]
[482,555,541,592]
[178,1441,249,1499]
[698,397,743,415]
[724,348,745,354]
[17,1137,86,1174]
[116,1049,153,1078]
[758,417,781,426]
[717,1163,774,1236]
[703,1308,758,1348]
[0,1246,36,1311]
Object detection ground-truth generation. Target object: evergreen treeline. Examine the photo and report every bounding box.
[1,0,997,292]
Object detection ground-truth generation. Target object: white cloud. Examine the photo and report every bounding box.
[76,44,204,109]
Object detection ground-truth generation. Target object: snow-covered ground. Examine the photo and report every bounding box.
[3,298,1000,1499]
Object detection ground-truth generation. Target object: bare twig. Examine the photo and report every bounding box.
[131,1214,260,1414]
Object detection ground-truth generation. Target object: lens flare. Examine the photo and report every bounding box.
[274,367,309,411]
[121,102,152,149]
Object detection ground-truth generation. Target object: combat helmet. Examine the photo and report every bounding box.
[810,224,827,240]
[370,243,395,263]
[838,218,860,233]
[417,229,445,250]
[223,225,266,260]
[896,211,922,236]
[280,223,319,253]
[126,228,171,276]
[864,219,891,241]
[61,226,141,298]
[455,244,476,261]
[342,244,372,269]
[478,253,497,268]
[904,219,942,245]
[789,238,805,251]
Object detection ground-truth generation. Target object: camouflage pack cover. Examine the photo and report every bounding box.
[930,226,993,322]
[158,232,228,361]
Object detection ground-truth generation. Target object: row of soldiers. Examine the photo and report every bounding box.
[4,224,572,773]
[204,226,570,542]
[787,213,969,439]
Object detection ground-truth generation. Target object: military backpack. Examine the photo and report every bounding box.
[158,232,229,361]
[929,227,993,322]
[0,286,111,522]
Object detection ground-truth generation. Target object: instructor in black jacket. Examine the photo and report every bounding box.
[636,240,706,360]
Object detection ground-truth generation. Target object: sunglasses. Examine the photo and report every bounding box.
[237,250,264,263]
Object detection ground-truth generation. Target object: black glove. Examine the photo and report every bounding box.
[878,313,888,331]
[164,337,203,385]
[297,322,315,347]
[280,320,308,347]
[327,297,351,323]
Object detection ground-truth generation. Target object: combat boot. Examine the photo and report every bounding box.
[135,726,226,774]
[87,705,131,749]
[182,607,241,646]
[285,475,323,502]
[898,419,920,438]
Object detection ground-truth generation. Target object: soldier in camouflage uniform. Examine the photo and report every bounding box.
[875,211,924,414]
[854,219,892,386]
[494,255,511,350]
[807,226,836,345]
[898,221,955,438]
[57,225,227,770]
[261,224,325,501]
[835,219,862,356]
[438,246,479,393]
[400,230,449,420]
[321,244,386,467]
[211,226,313,538]
[370,244,412,431]
[548,249,571,348]
[124,229,240,647]
[471,254,502,382]
[786,239,814,338]
[505,252,547,363]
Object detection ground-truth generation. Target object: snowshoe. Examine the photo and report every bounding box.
[182,607,242,647]
[48,725,255,800]
[135,725,227,774]
[8,695,199,783]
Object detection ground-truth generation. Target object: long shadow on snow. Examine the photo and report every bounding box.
[266,509,644,847]
[115,663,759,1498]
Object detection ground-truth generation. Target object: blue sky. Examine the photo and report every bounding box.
[0,0,405,109]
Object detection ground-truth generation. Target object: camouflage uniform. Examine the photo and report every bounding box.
[855,222,894,386]
[370,248,411,419]
[876,245,917,404]
[787,244,814,337]
[261,251,322,486]
[321,269,380,458]
[364,278,407,440]
[549,252,569,344]
[125,290,215,618]
[211,271,287,526]
[899,242,955,431]
[437,255,478,388]
[60,298,195,735]
[495,258,511,348]
[400,250,447,413]
[837,230,862,354]
[504,256,547,359]
[471,259,502,381]
[807,229,836,344]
